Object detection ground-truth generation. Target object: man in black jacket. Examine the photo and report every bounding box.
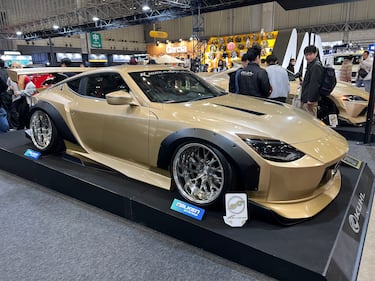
[0,59,10,111]
[300,45,323,117]
[237,46,271,98]
[0,59,10,132]
[0,59,19,129]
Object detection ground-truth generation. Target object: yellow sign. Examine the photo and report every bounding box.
[149,30,168,39]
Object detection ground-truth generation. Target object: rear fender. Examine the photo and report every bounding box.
[30,101,77,144]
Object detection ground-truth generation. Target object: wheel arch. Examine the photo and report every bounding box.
[30,101,78,144]
[157,128,260,191]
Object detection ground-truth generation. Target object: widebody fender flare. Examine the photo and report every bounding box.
[30,101,78,144]
[157,128,260,191]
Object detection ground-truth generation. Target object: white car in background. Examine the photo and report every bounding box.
[322,53,362,83]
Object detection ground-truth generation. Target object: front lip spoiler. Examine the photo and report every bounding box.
[25,129,31,139]
[249,170,342,220]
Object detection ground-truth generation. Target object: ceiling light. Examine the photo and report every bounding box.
[142,5,151,11]
[53,25,59,30]
[92,16,99,21]
[16,31,22,36]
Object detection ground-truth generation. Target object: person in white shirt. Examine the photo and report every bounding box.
[265,54,290,103]
[356,51,373,93]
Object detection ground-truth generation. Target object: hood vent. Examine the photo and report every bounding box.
[214,104,266,116]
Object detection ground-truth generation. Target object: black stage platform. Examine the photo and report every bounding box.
[0,131,374,281]
[335,123,375,143]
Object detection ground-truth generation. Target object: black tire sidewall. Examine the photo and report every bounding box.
[171,142,234,207]
[30,110,62,154]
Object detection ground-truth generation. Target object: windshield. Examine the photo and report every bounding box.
[333,55,361,65]
[129,70,226,103]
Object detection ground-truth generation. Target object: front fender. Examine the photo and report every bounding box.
[157,128,260,191]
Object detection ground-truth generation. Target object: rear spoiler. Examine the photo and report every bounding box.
[6,67,95,82]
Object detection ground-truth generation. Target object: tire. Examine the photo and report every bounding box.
[29,110,64,154]
[171,142,233,207]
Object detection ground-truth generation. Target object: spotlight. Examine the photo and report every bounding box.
[92,16,99,21]
[16,31,22,36]
[142,5,150,11]
[53,25,59,30]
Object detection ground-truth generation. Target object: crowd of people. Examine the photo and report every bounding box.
[339,51,373,93]
[0,57,86,133]
[0,59,37,133]
[230,45,293,112]
[232,44,373,118]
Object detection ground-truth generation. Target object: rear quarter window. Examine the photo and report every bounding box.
[66,78,80,93]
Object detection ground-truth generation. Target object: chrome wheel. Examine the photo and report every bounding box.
[172,143,228,206]
[30,110,62,153]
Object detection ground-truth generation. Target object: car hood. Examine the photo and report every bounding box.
[158,94,348,162]
[333,81,369,100]
[160,93,346,146]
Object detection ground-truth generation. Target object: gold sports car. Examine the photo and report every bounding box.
[18,65,348,220]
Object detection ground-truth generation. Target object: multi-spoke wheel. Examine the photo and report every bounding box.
[29,110,64,154]
[172,142,233,207]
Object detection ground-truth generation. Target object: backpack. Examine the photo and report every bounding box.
[319,66,337,97]
[0,71,7,93]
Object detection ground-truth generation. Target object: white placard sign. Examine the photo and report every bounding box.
[328,114,338,127]
[223,193,248,227]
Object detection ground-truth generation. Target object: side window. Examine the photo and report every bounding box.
[66,78,81,93]
[353,55,361,65]
[83,73,129,99]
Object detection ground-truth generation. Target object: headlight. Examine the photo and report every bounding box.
[243,138,305,162]
[340,95,367,102]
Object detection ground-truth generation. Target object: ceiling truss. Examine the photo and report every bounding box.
[296,19,375,34]
[0,0,286,40]
[0,0,367,40]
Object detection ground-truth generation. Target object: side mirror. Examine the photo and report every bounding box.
[106,90,136,105]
